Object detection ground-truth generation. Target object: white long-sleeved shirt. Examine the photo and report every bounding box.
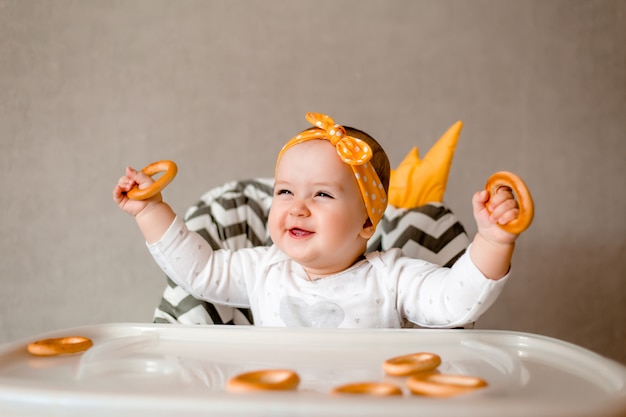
[148,216,509,328]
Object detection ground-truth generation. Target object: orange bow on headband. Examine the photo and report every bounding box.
[276,113,388,227]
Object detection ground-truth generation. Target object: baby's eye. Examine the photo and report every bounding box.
[315,191,334,199]
[275,189,292,196]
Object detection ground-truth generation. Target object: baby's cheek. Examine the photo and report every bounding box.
[267,212,282,239]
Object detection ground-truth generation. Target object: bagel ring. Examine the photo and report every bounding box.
[407,372,488,397]
[126,160,178,200]
[226,369,300,393]
[27,336,93,357]
[331,382,403,396]
[382,352,441,376]
[485,171,534,234]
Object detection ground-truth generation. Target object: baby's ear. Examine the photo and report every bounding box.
[360,218,376,239]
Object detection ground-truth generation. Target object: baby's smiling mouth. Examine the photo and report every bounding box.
[289,228,314,238]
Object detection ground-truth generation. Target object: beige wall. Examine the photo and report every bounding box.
[1,0,624,364]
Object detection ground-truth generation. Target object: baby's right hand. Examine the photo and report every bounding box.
[113,166,162,216]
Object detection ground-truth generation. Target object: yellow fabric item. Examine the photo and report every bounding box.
[388,121,463,208]
[276,113,387,228]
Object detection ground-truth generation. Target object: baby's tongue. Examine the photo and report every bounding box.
[291,228,312,237]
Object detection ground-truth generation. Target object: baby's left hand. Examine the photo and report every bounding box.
[473,187,519,244]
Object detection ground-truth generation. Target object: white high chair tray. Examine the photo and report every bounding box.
[0,324,625,417]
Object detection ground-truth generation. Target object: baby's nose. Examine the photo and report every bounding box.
[288,200,310,216]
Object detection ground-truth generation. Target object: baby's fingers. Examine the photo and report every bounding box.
[490,199,520,226]
[116,175,134,191]
[113,177,133,205]
[487,187,517,215]
[126,165,155,188]
[487,186,513,207]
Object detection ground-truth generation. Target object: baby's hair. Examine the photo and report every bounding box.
[344,126,391,197]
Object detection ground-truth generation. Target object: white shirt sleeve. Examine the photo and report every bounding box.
[382,247,509,328]
[146,216,263,308]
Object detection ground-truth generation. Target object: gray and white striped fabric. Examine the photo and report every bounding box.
[153,178,470,327]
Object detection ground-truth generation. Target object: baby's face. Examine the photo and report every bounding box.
[269,140,372,278]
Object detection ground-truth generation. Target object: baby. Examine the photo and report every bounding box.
[114,113,520,328]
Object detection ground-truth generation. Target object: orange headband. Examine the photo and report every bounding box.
[276,113,387,227]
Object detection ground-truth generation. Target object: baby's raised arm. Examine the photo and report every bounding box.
[469,186,521,279]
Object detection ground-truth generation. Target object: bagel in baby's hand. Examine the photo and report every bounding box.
[407,372,488,397]
[485,171,534,234]
[26,336,93,357]
[331,382,404,396]
[126,160,178,200]
[383,352,442,376]
[226,369,300,393]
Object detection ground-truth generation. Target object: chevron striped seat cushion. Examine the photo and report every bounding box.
[153,178,470,326]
